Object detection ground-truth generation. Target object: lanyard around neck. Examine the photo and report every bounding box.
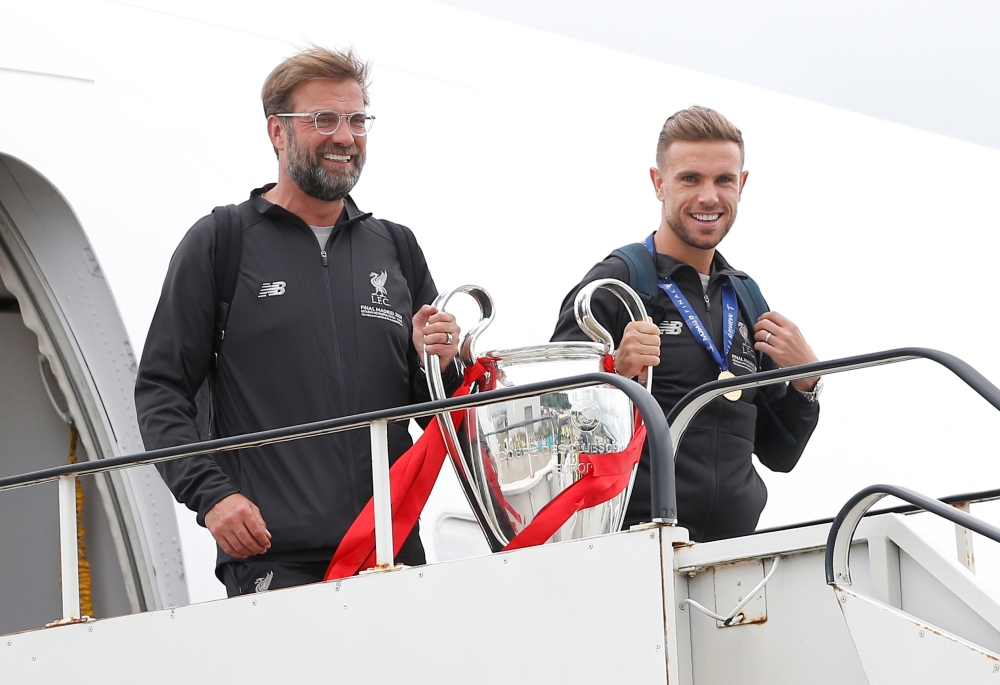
[644,234,737,372]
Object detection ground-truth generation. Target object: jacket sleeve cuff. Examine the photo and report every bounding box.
[194,483,241,527]
[441,358,463,395]
[785,383,822,412]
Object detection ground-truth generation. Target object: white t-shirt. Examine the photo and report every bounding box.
[309,225,334,249]
[699,272,710,294]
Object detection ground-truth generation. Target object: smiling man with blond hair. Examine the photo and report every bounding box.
[552,106,822,542]
[136,47,462,595]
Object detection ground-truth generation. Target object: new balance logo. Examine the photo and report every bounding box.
[659,320,683,335]
[254,570,273,593]
[258,281,286,298]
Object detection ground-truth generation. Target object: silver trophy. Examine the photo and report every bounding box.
[425,279,651,551]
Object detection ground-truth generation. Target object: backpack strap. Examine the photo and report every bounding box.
[385,221,422,305]
[195,204,241,441]
[728,273,768,331]
[728,273,796,445]
[384,220,438,404]
[211,204,242,369]
[609,242,657,309]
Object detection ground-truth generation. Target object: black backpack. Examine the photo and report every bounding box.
[609,242,795,444]
[193,206,423,440]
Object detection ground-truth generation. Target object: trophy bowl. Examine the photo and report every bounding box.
[426,279,651,551]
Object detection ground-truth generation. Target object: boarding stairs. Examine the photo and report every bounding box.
[2,348,1000,684]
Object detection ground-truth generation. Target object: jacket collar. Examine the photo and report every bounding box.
[337,195,374,227]
[250,184,372,229]
[653,248,746,282]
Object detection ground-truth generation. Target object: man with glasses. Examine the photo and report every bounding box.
[136,47,461,596]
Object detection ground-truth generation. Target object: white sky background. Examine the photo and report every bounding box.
[3,0,1000,602]
[435,0,1000,151]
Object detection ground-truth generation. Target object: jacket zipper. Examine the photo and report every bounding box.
[320,246,362,512]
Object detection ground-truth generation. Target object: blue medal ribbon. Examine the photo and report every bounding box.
[644,234,737,373]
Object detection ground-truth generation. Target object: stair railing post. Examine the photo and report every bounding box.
[370,419,393,569]
[58,474,80,619]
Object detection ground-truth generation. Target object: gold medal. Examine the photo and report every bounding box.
[718,370,742,401]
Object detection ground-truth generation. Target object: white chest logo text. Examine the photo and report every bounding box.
[361,270,401,325]
[369,271,390,306]
[258,281,286,298]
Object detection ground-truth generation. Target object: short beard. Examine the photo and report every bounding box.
[284,126,365,202]
[665,213,732,251]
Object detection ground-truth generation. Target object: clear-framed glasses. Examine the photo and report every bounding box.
[274,110,376,136]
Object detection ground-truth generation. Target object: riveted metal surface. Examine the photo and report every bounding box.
[838,588,1000,683]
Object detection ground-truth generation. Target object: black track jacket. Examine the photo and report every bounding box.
[136,187,452,571]
[552,249,819,542]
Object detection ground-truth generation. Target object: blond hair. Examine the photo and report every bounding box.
[261,46,371,118]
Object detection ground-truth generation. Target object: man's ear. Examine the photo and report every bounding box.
[738,169,749,199]
[267,115,287,153]
[650,167,665,201]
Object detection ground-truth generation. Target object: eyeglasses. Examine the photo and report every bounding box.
[274,111,376,136]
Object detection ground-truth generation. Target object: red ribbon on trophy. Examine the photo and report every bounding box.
[326,354,645,579]
[502,420,645,551]
[324,361,487,581]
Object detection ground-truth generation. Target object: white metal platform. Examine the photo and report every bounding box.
[4,511,999,684]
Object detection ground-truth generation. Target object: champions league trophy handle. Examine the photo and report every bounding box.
[424,285,495,396]
[423,285,500,549]
[573,278,654,392]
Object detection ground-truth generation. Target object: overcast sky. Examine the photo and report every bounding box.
[434,0,1000,150]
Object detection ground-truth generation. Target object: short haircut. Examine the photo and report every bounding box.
[656,106,744,169]
[261,46,371,118]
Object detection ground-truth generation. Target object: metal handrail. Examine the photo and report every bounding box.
[755,487,1000,536]
[10,347,997,515]
[666,347,1000,455]
[824,484,1000,587]
[0,372,675,520]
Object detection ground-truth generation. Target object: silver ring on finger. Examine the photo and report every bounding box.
[446,332,454,345]
[764,332,773,344]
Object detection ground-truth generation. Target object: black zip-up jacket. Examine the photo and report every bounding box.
[136,187,455,571]
[552,249,819,542]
